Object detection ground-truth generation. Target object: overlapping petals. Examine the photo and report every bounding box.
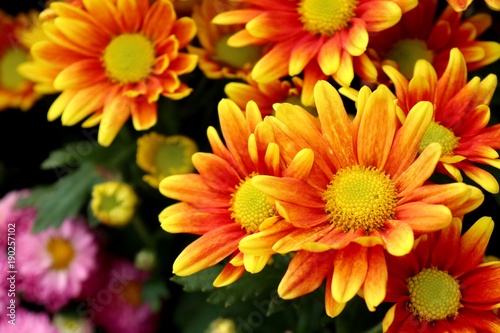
[244,80,482,315]
[383,217,500,332]
[213,0,417,106]
[383,48,500,193]
[18,0,198,146]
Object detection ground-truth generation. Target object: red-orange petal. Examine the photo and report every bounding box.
[331,244,368,303]
[172,223,245,276]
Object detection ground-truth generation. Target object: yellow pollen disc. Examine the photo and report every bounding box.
[323,165,398,232]
[230,176,276,233]
[46,237,75,270]
[407,268,462,322]
[214,34,262,69]
[385,39,435,79]
[103,33,156,84]
[419,121,459,155]
[1,47,29,91]
[298,0,358,36]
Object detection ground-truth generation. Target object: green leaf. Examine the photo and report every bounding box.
[141,277,170,312]
[170,265,221,293]
[20,162,103,233]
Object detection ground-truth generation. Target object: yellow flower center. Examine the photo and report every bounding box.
[419,121,459,155]
[122,280,142,307]
[155,136,197,176]
[103,33,156,83]
[214,34,262,69]
[323,165,398,232]
[230,176,276,233]
[298,0,358,36]
[46,237,75,270]
[407,268,462,322]
[1,47,29,91]
[385,39,435,79]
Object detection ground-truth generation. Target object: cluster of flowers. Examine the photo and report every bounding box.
[0,190,159,333]
[1,0,500,332]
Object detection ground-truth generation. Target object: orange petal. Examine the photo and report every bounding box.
[314,80,355,169]
[325,273,347,318]
[331,244,368,303]
[283,148,314,181]
[379,220,414,256]
[395,202,452,233]
[251,41,293,83]
[385,101,433,178]
[54,59,107,90]
[82,0,123,34]
[340,18,368,56]
[172,224,245,276]
[213,262,246,287]
[98,92,131,146]
[318,34,341,75]
[435,48,467,111]
[289,35,323,76]
[357,85,396,169]
[357,1,402,32]
[159,202,230,234]
[130,100,157,131]
[461,162,500,194]
[363,246,387,311]
[239,220,295,256]
[460,263,500,307]
[159,174,230,207]
[331,50,354,86]
[243,254,271,274]
[278,250,332,299]
[61,82,110,125]
[452,216,494,276]
[171,17,197,49]
[143,0,175,42]
[192,152,240,193]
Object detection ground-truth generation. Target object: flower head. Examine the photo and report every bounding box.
[19,0,198,146]
[91,180,138,226]
[93,258,158,333]
[358,0,500,84]
[159,99,306,286]
[446,0,500,12]
[0,10,40,111]
[0,189,36,248]
[17,217,98,311]
[0,309,59,333]
[244,80,483,314]
[136,132,198,188]
[383,48,500,193]
[188,0,264,80]
[383,217,500,332]
[213,0,417,105]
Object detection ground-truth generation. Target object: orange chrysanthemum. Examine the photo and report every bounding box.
[159,99,306,286]
[187,0,264,80]
[225,76,315,116]
[383,48,500,193]
[212,0,417,106]
[357,0,500,84]
[0,10,41,111]
[241,81,483,314]
[383,217,500,332]
[19,0,198,146]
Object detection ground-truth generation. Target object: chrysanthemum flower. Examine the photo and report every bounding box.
[136,132,198,188]
[187,0,264,80]
[225,76,314,116]
[383,48,500,193]
[18,0,198,146]
[159,99,306,286]
[91,181,138,226]
[0,308,59,333]
[93,258,158,333]
[382,217,500,332]
[17,217,98,311]
[212,0,417,105]
[0,10,40,111]
[243,80,483,314]
[0,189,36,248]
[357,0,500,83]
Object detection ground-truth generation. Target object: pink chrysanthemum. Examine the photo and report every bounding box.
[17,217,98,311]
[93,258,158,333]
[0,308,59,333]
[0,189,36,248]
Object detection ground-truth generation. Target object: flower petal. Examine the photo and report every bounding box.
[172,224,245,276]
[395,202,452,233]
[331,243,368,303]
